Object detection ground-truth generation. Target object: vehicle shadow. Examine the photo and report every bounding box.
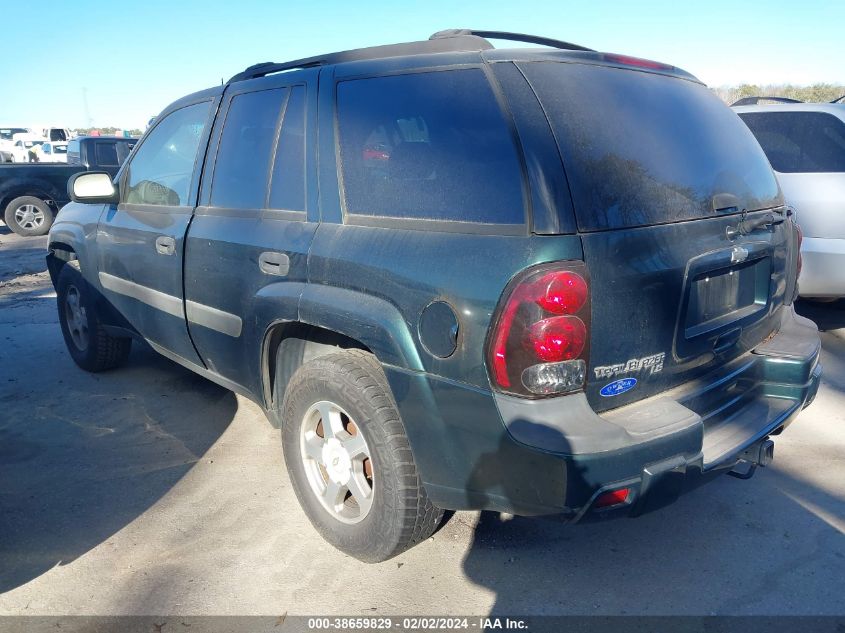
[460,400,844,615]
[795,299,845,332]
[0,320,237,594]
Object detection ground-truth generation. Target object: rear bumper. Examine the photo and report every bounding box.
[798,237,845,298]
[388,305,821,519]
[499,305,821,519]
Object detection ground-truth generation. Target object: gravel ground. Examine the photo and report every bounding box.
[0,225,843,616]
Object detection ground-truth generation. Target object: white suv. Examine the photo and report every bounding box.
[734,97,845,299]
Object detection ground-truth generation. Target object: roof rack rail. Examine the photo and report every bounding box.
[228,34,493,83]
[731,96,804,106]
[430,29,594,52]
[831,95,845,104]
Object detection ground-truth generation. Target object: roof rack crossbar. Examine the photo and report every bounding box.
[731,96,804,106]
[430,29,594,52]
[228,34,493,83]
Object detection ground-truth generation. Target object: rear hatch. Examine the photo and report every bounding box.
[519,60,790,412]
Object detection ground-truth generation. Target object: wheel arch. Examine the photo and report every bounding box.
[260,284,425,423]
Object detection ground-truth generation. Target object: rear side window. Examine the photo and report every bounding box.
[336,69,525,226]
[268,85,306,211]
[211,88,287,209]
[67,139,80,164]
[522,63,781,231]
[95,142,118,166]
[738,111,845,173]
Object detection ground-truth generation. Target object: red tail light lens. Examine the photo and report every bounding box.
[603,53,673,71]
[527,316,586,362]
[488,262,590,397]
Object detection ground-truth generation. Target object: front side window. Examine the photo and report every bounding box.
[125,101,211,206]
[738,111,845,173]
[336,69,525,225]
[211,88,288,209]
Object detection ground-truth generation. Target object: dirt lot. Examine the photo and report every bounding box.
[0,225,843,616]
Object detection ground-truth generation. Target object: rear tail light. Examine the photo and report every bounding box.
[488,262,590,397]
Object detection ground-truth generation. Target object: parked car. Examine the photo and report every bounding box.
[49,30,820,563]
[1,137,134,236]
[37,127,72,142]
[0,127,30,162]
[733,96,845,299]
[34,142,69,163]
[9,135,45,163]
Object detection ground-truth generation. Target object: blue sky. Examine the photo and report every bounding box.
[1,0,842,129]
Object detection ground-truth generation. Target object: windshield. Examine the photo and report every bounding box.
[1,128,28,141]
[521,62,782,231]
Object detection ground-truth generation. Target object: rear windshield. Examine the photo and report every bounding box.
[520,62,781,231]
[738,111,845,174]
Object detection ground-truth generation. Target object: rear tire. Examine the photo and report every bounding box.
[4,196,54,236]
[281,349,443,562]
[56,265,131,372]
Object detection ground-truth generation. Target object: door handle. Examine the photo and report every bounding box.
[259,251,290,276]
[155,236,176,256]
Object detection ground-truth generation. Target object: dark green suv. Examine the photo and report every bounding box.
[48,30,821,562]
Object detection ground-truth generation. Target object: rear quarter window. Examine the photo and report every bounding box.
[521,62,781,231]
[336,69,526,227]
[95,142,119,166]
[738,111,845,173]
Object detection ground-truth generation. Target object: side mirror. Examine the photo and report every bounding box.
[68,171,119,205]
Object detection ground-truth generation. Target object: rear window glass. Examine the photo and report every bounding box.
[95,142,118,166]
[521,62,781,231]
[738,111,845,174]
[211,88,287,209]
[336,69,525,226]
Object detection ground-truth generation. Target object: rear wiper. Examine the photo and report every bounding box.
[726,211,784,240]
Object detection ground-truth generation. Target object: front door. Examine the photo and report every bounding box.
[96,97,217,364]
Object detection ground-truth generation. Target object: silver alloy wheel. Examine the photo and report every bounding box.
[300,400,374,524]
[64,285,89,351]
[14,204,45,230]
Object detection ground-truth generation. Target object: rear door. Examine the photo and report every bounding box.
[521,61,789,411]
[183,70,318,393]
[96,97,217,364]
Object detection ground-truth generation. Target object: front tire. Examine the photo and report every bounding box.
[56,265,132,372]
[4,196,54,236]
[281,349,443,562]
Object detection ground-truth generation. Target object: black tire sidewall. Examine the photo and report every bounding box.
[56,266,105,371]
[281,355,405,562]
[4,196,54,237]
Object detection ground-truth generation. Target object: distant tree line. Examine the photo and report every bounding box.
[74,126,144,137]
[713,83,845,105]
